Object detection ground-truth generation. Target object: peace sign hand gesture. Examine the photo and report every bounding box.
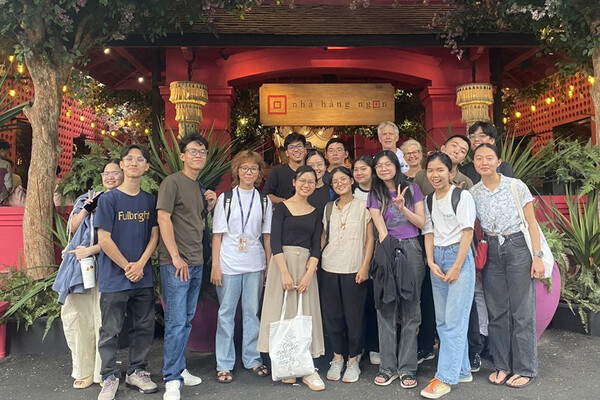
[392,185,409,211]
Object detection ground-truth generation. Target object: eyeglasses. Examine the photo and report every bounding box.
[101,171,121,178]
[296,178,316,187]
[468,133,489,140]
[332,177,350,186]
[307,162,325,169]
[123,156,146,164]
[404,150,422,157]
[375,162,395,171]
[239,166,259,174]
[185,148,208,157]
[287,144,305,151]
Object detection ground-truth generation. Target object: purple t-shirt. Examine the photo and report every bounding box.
[367,183,424,240]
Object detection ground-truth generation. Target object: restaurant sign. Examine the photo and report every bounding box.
[259,83,395,126]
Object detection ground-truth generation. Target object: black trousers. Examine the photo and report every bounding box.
[98,287,155,380]
[320,270,367,358]
[364,279,379,353]
[468,298,483,356]
[417,269,436,352]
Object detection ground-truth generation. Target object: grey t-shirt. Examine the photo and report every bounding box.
[157,171,205,265]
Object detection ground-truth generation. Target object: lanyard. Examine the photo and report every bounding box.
[236,187,255,234]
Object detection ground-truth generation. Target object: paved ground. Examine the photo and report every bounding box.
[1,327,599,400]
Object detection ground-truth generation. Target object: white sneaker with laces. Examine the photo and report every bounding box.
[342,359,361,383]
[181,369,202,386]
[326,357,344,381]
[163,380,181,400]
[302,371,325,391]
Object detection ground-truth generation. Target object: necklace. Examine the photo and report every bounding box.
[338,199,352,230]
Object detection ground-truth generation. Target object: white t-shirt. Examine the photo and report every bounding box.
[395,148,409,174]
[353,186,369,202]
[422,186,476,246]
[212,186,273,275]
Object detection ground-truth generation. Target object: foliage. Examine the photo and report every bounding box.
[230,89,274,151]
[550,139,600,195]
[543,190,600,331]
[0,57,31,132]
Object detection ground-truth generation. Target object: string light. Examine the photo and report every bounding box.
[107,108,114,115]
[515,111,522,118]
[79,115,85,122]
[62,85,68,93]
[16,64,24,74]
[103,48,111,55]
[239,118,248,125]
[551,96,555,103]
[530,105,536,112]
[66,110,71,117]
[144,128,150,134]
[138,77,144,83]
[589,76,595,85]
[119,120,125,127]
[8,89,16,97]
[8,55,14,63]
[545,97,552,105]
[127,121,133,127]
[135,122,140,127]
[568,90,574,98]
[101,130,106,135]
[91,122,96,128]
[502,117,508,124]
[110,131,116,136]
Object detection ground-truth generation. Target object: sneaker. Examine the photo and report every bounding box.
[417,350,436,364]
[302,371,325,391]
[458,371,473,383]
[98,376,119,400]
[342,359,361,383]
[181,369,202,386]
[420,378,451,399]
[369,351,381,365]
[125,370,158,394]
[470,353,481,373]
[163,380,180,400]
[326,357,344,381]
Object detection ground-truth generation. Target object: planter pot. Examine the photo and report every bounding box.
[0,301,8,358]
[6,316,69,355]
[535,262,561,339]
[187,299,219,352]
[550,302,600,336]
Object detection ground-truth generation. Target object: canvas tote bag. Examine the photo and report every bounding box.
[269,291,315,381]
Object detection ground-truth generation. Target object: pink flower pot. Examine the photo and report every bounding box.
[535,262,561,339]
[0,301,9,358]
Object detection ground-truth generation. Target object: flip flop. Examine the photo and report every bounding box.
[505,374,535,389]
[73,375,94,389]
[488,370,511,385]
[217,370,233,384]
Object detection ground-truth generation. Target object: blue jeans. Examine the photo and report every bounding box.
[160,264,203,383]
[215,271,264,371]
[431,244,475,385]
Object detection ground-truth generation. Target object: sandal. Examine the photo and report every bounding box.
[505,374,535,389]
[251,364,269,377]
[73,375,94,389]
[374,372,398,386]
[488,370,511,385]
[400,374,418,389]
[217,370,233,384]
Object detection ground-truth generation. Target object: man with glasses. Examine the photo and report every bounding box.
[263,132,306,204]
[376,121,409,174]
[95,145,160,400]
[157,133,216,400]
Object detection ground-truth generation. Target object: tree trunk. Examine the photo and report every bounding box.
[592,44,600,146]
[22,56,69,279]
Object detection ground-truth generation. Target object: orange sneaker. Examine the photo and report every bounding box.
[420,377,451,399]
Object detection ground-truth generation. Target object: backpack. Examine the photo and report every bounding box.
[198,181,211,265]
[425,187,463,226]
[323,200,334,248]
[223,189,269,225]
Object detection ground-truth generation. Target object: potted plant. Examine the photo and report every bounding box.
[545,190,600,335]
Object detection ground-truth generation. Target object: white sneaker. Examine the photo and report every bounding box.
[369,351,381,365]
[163,380,180,400]
[302,371,325,391]
[181,369,202,386]
[326,357,344,381]
[342,359,361,383]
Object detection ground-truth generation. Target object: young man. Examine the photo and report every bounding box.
[414,135,474,196]
[460,121,514,184]
[157,134,217,400]
[377,121,409,173]
[263,132,306,204]
[95,145,160,400]
[323,138,348,185]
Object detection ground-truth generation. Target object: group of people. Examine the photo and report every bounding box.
[53,120,544,400]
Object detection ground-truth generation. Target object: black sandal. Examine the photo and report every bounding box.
[374,372,398,386]
[505,374,534,388]
[217,370,233,384]
[251,364,269,377]
[400,374,418,389]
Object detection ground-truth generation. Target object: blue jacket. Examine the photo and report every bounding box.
[52,192,97,304]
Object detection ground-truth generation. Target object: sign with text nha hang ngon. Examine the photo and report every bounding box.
[259,83,395,126]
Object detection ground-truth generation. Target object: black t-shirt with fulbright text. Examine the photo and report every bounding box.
[95,188,157,293]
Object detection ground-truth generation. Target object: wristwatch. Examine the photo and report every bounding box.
[534,250,544,258]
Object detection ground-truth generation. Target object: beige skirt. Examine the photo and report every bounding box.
[257,246,324,358]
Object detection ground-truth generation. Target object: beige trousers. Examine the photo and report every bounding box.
[61,286,102,382]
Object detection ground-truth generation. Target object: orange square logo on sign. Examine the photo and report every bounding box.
[268,95,287,115]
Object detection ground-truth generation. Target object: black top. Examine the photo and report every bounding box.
[308,184,331,216]
[270,202,323,258]
[459,161,514,184]
[263,164,295,200]
[322,170,332,186]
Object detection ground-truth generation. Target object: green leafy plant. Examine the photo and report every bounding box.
[550,139,600,195]
[543,190,600,332]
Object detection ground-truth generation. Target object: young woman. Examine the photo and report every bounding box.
[469,144,542,389]
[52,160,123,389]
[320,166,374,383]
[367,150,426,389]
[352,155,374,202]
[257,165,325,391]
[400,139,423,182]
[211,151,273,383]
[420,152,476,399]
[306,150,331,213]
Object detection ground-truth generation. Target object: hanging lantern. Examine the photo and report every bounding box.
[456,83,494,126]
[169,81,209,136]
